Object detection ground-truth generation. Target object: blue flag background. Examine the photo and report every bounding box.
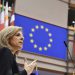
[15,13,68,60]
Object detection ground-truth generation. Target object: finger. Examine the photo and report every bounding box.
[24,62,28,66]
[34,59,37,61]
[31,60,37,64]
[24,58,28,63]
[30,61,37,67]
[35,65,38,71]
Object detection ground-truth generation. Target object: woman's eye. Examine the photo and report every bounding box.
[15,33,20,36]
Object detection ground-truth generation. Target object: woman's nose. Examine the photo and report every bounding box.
[20,36,24,41]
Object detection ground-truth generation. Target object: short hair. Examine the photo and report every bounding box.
[0,26,22,50]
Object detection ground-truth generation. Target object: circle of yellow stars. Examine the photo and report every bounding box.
[29,25,53,51]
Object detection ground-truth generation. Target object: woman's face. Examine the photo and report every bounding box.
[9,30,24,50]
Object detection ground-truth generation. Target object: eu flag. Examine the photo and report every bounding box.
[15,13,68,60]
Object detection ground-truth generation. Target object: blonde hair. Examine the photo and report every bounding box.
[0,26,22,50]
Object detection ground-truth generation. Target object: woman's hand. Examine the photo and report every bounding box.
[24,59,37,75]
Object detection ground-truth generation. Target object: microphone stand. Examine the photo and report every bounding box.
[64,41,75,75]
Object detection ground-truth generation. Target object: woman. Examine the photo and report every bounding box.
[0,26,36,75]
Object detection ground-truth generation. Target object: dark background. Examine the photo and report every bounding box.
[1,0,15,6]
[68,8,75,27]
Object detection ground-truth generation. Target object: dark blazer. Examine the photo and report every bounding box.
[0,47,35,75]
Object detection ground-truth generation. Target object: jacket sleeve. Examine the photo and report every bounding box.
[30,73,35,75]
[0,47,14,75]
[20,70,35,75]
[19,70,27,75]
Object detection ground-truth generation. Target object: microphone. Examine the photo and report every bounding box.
[64,41,75,75]
[64,41,69,75]
[64,41,68,47]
